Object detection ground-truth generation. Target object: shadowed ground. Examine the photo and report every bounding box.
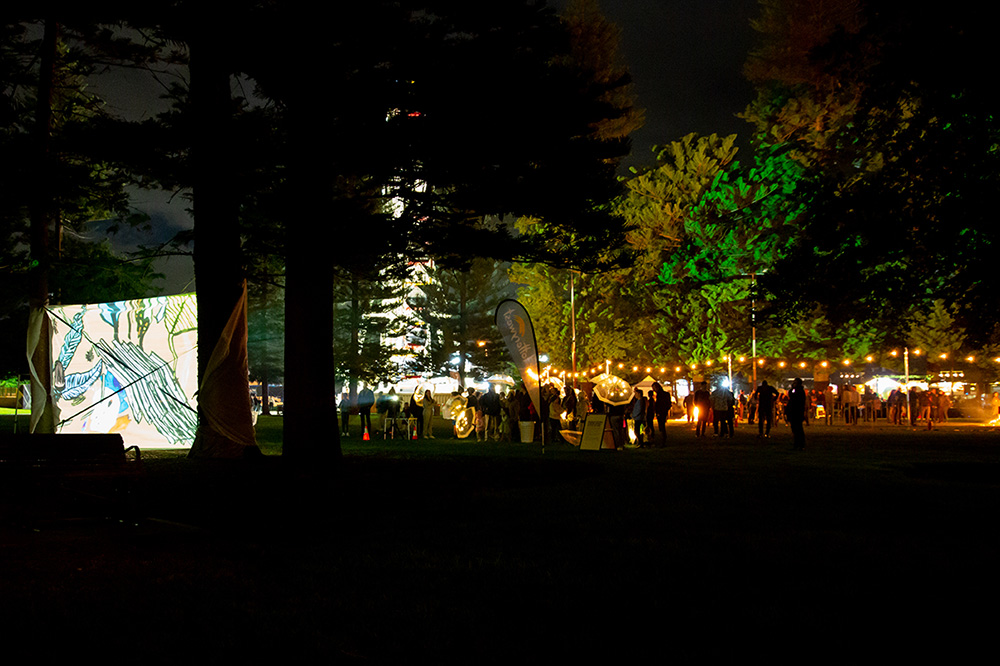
[2,416,998,662]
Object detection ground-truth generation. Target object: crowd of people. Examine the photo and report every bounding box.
[335,377,984,448]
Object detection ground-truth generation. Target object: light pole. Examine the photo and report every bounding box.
[570,272,577,387]
[750,273,757,386]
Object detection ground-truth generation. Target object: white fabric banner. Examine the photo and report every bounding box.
[44,293,199,448]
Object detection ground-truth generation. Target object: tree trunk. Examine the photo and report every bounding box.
[260,371,271,416]
[282,104,341,465]
[349,273,361,401]
[188,21,258,458]
[28,18,58,435]
[457,274,468,387]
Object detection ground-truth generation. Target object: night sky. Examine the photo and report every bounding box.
[589,0,759,168]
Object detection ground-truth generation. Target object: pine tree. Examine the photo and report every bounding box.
[409,259,515,387]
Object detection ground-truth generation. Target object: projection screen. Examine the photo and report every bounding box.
[46,293,199,448]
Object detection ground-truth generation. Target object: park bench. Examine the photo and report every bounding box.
[0,433,143,528]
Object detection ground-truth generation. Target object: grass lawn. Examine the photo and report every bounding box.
[2,415,999,661]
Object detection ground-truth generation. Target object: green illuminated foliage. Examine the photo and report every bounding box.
[658,145,807,285]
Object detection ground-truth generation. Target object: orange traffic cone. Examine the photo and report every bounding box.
[411,419,418,440]
[363,425,370,441]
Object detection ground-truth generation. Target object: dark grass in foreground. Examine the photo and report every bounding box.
[2,415,999,662]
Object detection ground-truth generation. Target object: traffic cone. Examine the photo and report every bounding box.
[363,425,369,441]
[411,420,418,440]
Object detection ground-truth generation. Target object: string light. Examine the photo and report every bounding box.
[571,348,994,378]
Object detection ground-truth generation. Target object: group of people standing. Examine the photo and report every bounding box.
[342,374,964,450]
[628,382,673,447]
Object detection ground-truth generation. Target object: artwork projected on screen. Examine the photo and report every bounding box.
[48,293,199,448]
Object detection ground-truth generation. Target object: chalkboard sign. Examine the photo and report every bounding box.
[580,413,607,451]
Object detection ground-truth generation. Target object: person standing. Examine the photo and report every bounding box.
[562,387,578,431]
[381,388,402,438]
[465,387,482,441]
[823,384,836,425]
[645,389,657,444]
[788,378,807,450]
[407,392,423,438]
[547,387,563,445]
[938,389,952,423]
[357,384,375,436]
[630,388,648,447]
[339,391,352,436]
[694,381,711,438]
[710,383,735,438]
[653,382,672,446]
[887,388,901,425]
[481,384,502,441]
[507,389,522,441]
[422,389,436,438]
[753,380,778,438]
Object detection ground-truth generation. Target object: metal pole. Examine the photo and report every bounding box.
[904,348,910,424]
[570,273,576,387]
[751,273,757,386]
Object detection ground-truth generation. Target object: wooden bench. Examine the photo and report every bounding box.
[0,433,143,527]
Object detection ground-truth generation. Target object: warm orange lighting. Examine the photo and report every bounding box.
[618,362,624,369]
[674,366,681,372]
[659,367,666,373]
[799,362,807,368]
[914,349,921,355]
[820,361,828,368]
[966,356,975,362]
[738,356,746,362]
[706,360,713,366]
[891,350,898,357]
[632,366,639,372]
[645,367,652,373]
[865,356,873,362]
[758,359,765,365]
[939,353,947,360]
[843,359,851,365]
[778,361,786,368]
